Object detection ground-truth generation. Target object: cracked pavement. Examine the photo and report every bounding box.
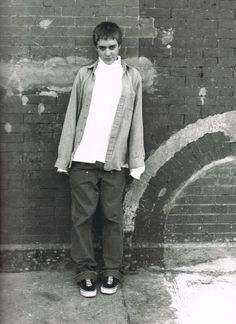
[1,257,236,324]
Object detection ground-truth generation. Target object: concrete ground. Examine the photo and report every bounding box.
[1,257,236,324]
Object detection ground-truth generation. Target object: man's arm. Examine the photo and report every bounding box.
[128,71,145,171]
[54,72,81,171]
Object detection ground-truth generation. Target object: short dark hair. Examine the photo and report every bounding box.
[92,21,122,46]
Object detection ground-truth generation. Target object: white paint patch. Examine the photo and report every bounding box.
[39,19,53,29]
[160,28,175,45]
[0,56,155,94]
[39,91,58,98]
[138,17,158,39]
[163,157,236,216]
[5,123,12,133]
[21,95,29,106]
[199,87,207,105]
[176,257,236,273]
[125,56,157,94]
[158,188,167,198]
[123,111,236,232]
[38,103,45,115]
[165,259,236,324]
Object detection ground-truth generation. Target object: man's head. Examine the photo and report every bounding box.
[93,21,122,65]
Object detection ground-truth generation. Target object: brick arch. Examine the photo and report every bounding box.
[163,157,236,243]
[132,132,234,244]
[124,111,236,236]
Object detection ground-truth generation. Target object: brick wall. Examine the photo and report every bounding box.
[132,0,236,245]
[165,160,236,242]
[0,0,236,247]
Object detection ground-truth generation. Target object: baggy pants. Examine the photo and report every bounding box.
[69,161,126,282]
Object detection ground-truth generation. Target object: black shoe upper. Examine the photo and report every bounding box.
[80,278,96,291]
[102,276,119,289]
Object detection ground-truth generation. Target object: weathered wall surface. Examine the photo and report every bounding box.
[0,0,236,252]
[129,0,236,248]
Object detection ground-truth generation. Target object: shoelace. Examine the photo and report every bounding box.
[86,279,92,287]
[107,276,113,285]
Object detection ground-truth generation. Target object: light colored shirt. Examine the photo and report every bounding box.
[55,58,145,177]
[58,57,144,179]
[73,57,123,163]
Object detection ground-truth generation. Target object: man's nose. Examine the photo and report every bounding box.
[105,48,111,56]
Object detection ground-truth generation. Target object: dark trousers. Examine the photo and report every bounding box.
[69,161,126,282]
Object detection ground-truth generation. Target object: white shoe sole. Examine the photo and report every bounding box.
[80,288,97,298]
[100,285,118,295]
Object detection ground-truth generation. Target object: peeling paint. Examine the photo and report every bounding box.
[0,56,156,95]
[159,28,175,45]
[39,19,53,29]
[165,260,236,324]
[38,103,45,115]
[5,123,12,133]
[199,87,207,105]
[39,91,58,98]
[163,157,236,216]
[126,56,157,93]
[158,188,167,198]
[123,111,236,232]
[138,17,158,39]
[21,95,29,106]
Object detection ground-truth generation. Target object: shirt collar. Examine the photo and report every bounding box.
[98,56,121,69]
[87,57,128,73]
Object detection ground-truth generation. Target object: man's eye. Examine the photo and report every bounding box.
[98,47,106,51]
[109,46,116,50]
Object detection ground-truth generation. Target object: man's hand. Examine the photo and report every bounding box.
[130,166,145,180]
[57,168,69,176]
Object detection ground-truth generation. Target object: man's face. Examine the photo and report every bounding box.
[96,38,120,65]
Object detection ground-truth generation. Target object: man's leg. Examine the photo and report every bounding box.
[99,169,126,281]
[69,163,100,283]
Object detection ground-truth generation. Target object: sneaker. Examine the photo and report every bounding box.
[101,276,119,295]
[79,278,97,298]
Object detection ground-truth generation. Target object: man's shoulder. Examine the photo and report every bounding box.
[124,61,142,84]
[76,60,97,78]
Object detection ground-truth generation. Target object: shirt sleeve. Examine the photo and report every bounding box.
[128,70,145,169]
[130,166,145,180]
[54,71,81,170]
[57,168,68,174]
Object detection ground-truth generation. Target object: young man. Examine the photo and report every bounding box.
[55,22,145,298]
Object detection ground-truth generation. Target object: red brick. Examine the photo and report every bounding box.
[12,0,44,5]
[62,6,125,17]
[141,8,170,17]
[107,0,139,5]
[0,26,31,37]
[76,0,105,5]
[218,58,236,67]
[0,16,12,26]
[219,0,236,9]
[155,0,188,8]
[141,0,155,8]
[75,17,102,27]
[43,0,75,6]
[218,28,236,38]
[188,0,219,8]
[23,113,56,123]
[106,16,138,27]
[11,16,37,26]
[30,46,63,58]
[219,19,236,29]
[125,7,141,16]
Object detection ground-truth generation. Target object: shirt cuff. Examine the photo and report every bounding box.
[57,168,68,174]
[130,166,145,180]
